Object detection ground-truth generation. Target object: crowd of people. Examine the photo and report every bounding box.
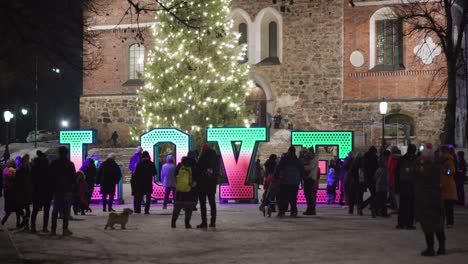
[1,142,467,257]
[257,143,466,256]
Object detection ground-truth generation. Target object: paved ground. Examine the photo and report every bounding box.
[1,187,468,264]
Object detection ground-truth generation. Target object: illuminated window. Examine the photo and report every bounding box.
[129,44,145,79]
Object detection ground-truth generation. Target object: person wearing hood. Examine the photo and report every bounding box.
[439,146,457,228]
[161,154,176,209]
[132,151,156,214]
[96,153,122,212]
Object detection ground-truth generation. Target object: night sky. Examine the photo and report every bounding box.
[0,0,84,143]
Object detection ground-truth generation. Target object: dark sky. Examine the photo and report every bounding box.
[0,0,83,143]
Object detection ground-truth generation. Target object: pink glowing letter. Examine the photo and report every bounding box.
[207,127,269,201]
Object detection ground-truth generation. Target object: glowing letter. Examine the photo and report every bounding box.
[291,131,353,204]
[59,130,96,170]
[207,127,269,201]
[140,128,193,200]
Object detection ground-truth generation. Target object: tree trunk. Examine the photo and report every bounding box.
[443,61,457,144]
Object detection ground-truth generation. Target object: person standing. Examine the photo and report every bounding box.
[455,151,466,205]
[49,147,76,236]
[110,131,119,147]
[97,153,122,212]
[413,149,446,256]
[341,152,354,206]
[31,151,53,233]
[132,151,156,214]
[439,146,457,228]
[80,157,97,211]
[375,151,390,217]
[387,147,402,211]
[1,160,20,227]
[197,144,219,228]
[161,155,176,209]
[276,146,304,217]
[360,146,379,217]
[15,154,33,230]
[346,153,364,215]
[300,148,318,215]
[171,157,197,228]
[395,144,418,229]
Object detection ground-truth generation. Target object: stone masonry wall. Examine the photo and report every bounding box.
[80,95,139,146]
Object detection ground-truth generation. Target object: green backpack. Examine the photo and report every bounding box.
[176,166,193,192]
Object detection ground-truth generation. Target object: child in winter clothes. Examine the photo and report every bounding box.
[73,171,89,215]
[326,168,337,204]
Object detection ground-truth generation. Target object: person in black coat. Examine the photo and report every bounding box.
[97,153,122,212]
[359,146,379,217]
[275,146,304,217]
[49,146,76,236]
[80,157,97,210]
[15,154,33,230]
[132,151,156,214]
[30,150,52,233]
[196,144,220,228]
[395,144,418,229]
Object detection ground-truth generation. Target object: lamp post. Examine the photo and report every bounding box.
[60,119,69,128]
[379,98,388,150]
[3,110,14,155]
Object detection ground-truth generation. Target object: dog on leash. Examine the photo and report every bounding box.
[104,208,133,230]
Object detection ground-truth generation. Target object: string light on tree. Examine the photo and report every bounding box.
[131,0,254,146]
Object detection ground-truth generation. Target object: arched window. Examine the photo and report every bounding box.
[385,114,415,137]
[239,23,248,63]
[369,7,403,70]
[129,44,145,79]
[268,22,278,58]
[245,85,267,127]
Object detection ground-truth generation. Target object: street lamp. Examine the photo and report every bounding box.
[379,98,388,150]
[3,111,14,156]
[21,108,28,116]
[61,119,69,128]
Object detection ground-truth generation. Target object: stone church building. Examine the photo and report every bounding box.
[81,0,448,148]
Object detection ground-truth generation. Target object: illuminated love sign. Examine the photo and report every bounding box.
[292,131,353,203]
[61,129,353,204]
[207,127,269,202]
[140,128,193,200]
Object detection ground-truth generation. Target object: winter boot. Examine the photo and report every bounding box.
[421,233,435,256]
[436,231,446,255]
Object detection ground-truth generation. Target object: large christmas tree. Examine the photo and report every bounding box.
[131,0,253,145]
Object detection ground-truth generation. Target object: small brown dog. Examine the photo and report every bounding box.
[104,208,133,230]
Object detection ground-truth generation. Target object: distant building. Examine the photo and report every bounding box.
[81,0,448,147]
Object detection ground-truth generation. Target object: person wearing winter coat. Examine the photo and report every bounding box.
[171,157,197,228]
[132,151,156,214]
[276,146,304,217]
[129,146,142,196]
[455,151,466,205]
[374,151,390,217]
[96,153,122,212]
[1,160,21,227]
[15,154,33,230]
[345,152,364,215]
[72,171,89,215]
[161,155,176,209]
[341,152,354,205]
[300,147,318,215]
[413,149,446,256]
[387,147,401,210]
[30,150,53,233]
[80,157,96,209]
[49,146,76,236]
[360,146,379,217]
[326,167,337,204]
[196,144,220,228]
[439,146,457,228]
[395,144,418,229]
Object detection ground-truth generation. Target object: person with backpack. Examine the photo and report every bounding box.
[171,157,197,228]
[132,151,156,214]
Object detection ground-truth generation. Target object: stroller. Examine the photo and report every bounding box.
[260,176,280,217]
